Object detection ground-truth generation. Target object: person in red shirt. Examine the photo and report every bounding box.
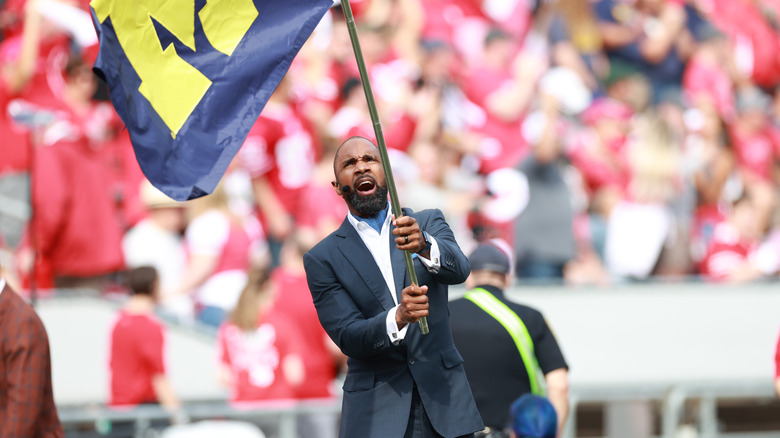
[728,86,779,235]
[271,233,345,438]
[14,134,125,291]
[567,97,634,218]
[0,0,40,174]
[705,0,780,89]
[240,76,319,257]
[774,327,780,398]
[297,148,349,241]
[682,25,736,121]
[699,193,765,282]
[461,27,542,174]
[216,266,306,408]
[109,266,181,414]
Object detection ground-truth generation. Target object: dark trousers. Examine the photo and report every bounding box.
[404,385,476,438]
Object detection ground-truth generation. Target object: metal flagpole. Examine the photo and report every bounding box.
[338,0,429,335]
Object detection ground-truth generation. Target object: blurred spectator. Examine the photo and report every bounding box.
[601,58,652,113]
[327,76,369,143]
[546,0,610,92]
[413,38,483,154]
[596,0,694,104]
[604,112,681,279]
[122,180,188,321]
[729,86,779,235]
[403,140,481,255]
[567,96,634,260]
[270,233,344,438]
[240,75,319,265]
[216,266,306,434]
[0,0,40,175]
[700,193,780,282]
[0,0,40,258]
[461,27,544,174]
[169,181,267,328]
[775,326,780,398]
[17,132,125,291]
[512,91,578,281]
[109,267,183,425]
[687,105,738,270]
[681,22,736,120]
[297,147,349,241]
[703,0,780,90]
[0,264,64,438]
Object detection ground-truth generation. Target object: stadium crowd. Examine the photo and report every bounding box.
[1,0,780,327]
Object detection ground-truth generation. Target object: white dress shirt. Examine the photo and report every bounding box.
[0,278,5,295]
[347,206,440,344]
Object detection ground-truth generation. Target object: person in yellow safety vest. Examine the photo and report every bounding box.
[449,241,569,438]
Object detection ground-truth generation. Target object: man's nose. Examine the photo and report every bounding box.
[355,159,370,172]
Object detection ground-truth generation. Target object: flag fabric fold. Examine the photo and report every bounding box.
[90,0,333,201]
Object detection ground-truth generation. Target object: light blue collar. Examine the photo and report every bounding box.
[353,203,390,234]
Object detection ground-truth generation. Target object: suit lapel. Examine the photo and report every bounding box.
[335,219,395,311]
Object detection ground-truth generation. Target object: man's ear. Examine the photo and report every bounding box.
[332,181,343,197]
[503,272,514,289]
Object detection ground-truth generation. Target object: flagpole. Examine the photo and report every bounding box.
[339,0,429,335]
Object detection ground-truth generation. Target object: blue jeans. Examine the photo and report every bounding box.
[197,305,227,328]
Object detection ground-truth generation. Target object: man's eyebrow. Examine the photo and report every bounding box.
[341,157,357,168]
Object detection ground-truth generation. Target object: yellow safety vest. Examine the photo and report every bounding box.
[464,288,546,396]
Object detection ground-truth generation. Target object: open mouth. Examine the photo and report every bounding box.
[355,176,377,195]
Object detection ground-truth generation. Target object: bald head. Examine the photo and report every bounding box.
[333,136,380,178]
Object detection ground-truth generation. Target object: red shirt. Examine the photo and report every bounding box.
[217,312,304,403]
[0,72,31,174]
[462,67,528,174]
[271,268,337,399]
[214,221,253,274]
[699,222,754,281]
[297,180,348,233]
[240,104,318,223]
[0,33,71,111]
[682,55,735,119]
[707,0,780,87]
[566,128,630,197]
[420,0,489,43]
[775,328,780,379]
[691,203,727,268]
[31,138,125,278]
[109,311,166,406]
[729,124,779,182]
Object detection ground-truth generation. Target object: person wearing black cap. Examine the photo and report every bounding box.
[449,242,569,437]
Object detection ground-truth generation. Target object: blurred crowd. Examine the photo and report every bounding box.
[1,0,780,323]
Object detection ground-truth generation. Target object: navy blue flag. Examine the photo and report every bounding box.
[90,0,333,201]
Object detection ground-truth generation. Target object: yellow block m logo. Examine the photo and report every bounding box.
[91,0,258,137]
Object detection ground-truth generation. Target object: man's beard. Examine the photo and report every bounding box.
[347,183,389,217]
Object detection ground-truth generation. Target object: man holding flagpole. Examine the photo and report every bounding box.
[304,136,483,438]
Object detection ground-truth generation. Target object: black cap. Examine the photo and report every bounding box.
[468,243,510,274]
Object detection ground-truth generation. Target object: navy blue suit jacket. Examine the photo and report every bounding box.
[304,208,483,438]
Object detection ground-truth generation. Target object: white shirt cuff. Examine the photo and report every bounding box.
[417,235,440,273]
[386,306,408,345]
